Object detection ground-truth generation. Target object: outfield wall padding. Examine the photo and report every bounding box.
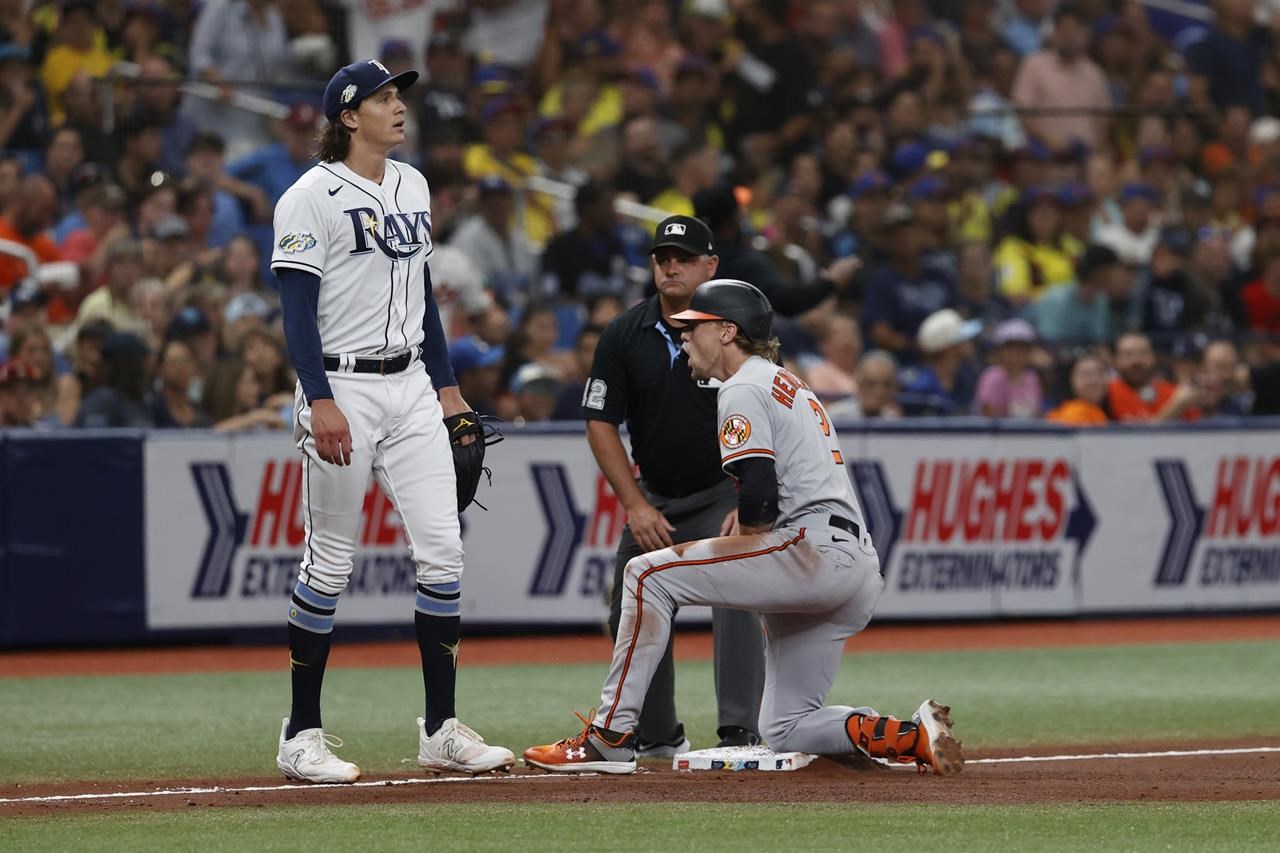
[2,419,1278,647]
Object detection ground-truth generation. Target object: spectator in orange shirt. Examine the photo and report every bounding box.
[0,173,65,316]
[1200,106,1262,178]
[1106,331,1200,423]
[1047,352,1109,426]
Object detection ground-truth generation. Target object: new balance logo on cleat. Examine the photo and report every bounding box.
[418,718,516,774]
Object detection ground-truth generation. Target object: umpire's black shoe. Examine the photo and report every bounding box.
[716,726,761,748]
[634,724,690,759]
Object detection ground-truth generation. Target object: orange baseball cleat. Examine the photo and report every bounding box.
[845,699,963,776]
[523,710,638,774]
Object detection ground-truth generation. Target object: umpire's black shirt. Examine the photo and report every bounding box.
[582,294,723,499]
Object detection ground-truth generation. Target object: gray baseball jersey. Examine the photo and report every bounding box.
[591,355,885,756]
[716,356,866,531]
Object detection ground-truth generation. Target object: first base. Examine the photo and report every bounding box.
[673,745,817,772]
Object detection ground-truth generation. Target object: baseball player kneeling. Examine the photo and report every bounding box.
[523,280,963,776]
[271,59,511,783]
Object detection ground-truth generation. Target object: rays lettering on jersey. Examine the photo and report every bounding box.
[344,207,431,260]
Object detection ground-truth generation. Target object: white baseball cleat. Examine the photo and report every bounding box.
[276,717,361,783]
[418,717,516,774]
[912,700,964,776]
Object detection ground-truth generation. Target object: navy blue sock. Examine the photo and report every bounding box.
[286,583,338,739]
[415,581,461,735]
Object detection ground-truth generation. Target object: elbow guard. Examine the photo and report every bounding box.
[726,456,779,528]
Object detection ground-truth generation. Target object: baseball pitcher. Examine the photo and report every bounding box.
[271,59,510,783]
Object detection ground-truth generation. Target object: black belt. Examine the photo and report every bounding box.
[829,515,862,540]
[322,351,414,375]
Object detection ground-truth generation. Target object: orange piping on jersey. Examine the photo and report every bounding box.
[721,447,776,465]
[832,450,844,464]
[603,528,807,730]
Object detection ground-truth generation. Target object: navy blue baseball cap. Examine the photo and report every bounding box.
[1119,182,1160,205]
[849,170,891,199]
[323,59,419,122]
[906,175,947,201]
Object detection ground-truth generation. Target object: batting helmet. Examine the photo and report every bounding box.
[671,279,774,341]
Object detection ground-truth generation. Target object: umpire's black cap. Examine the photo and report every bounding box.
[649,215,714,256]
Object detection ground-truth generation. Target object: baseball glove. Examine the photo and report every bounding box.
[443,411,504,512]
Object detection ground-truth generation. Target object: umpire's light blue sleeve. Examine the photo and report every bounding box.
[277,268,334,403]
[420,263,458,390]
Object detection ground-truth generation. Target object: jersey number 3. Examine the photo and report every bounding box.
[809,399,831,436]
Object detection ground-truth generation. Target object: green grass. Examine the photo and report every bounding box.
[4,802,1279,851]
[1,639,1277,784]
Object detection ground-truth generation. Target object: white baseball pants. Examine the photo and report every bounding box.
[292,360,461,595]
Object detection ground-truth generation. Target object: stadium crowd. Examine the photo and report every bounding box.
[1,0,1279,430]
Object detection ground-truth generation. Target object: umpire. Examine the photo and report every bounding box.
[582,214,765,755]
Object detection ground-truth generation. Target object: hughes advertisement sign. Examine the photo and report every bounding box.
[850,433,1091,617]
[145,425,1279,629]
[145,432,682,629]
[1078,431,1280,611]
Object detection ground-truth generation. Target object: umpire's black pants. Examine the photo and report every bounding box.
[608,478,766,744]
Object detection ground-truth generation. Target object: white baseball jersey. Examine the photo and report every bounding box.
[715,356,866,530]
[272,159,434,356]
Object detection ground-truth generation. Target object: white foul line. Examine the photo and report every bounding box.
[0,772,583,805]
[3,746,1278,805]
[967,746,1280,765]
[882,745,1280,770]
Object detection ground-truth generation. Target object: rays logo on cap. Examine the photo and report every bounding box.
[665,223,687,236]
[341,84,357,104]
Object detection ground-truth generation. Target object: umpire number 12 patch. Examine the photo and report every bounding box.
[582,379,607,410]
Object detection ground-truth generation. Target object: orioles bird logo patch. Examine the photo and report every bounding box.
[720,414,751,449]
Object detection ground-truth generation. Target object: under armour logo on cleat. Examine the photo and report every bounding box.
[565,747,586,760]
[328,186,341,196]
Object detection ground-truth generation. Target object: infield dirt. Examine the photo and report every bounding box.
[3,615,1278,816]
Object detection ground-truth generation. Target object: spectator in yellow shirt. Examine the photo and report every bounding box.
[946,136,995,244]
[537,32,623,138]
[648,140,718,217]
[40,0,112,126]
[464,98,555,248]
[994,188,1077,306]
